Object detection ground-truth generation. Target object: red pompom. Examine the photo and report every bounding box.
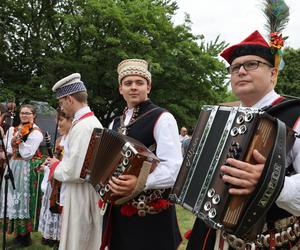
[120,204,138,216]
[150,199,171,210]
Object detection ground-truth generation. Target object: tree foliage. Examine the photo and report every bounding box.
[276,47,300,97]
[1,0,230,127]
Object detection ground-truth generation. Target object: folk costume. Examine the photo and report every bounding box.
[50,73,103,250]
[0,123,43,240]
[38,136,67,244]
[187,31,300,250]
[105,59,183,250]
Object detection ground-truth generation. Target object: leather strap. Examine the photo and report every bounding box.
[234,118,287,238]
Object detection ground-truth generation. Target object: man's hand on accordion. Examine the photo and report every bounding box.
[220,149,266,195]
[108,175,138,196]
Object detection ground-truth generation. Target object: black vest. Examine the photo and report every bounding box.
[112,99,166,150]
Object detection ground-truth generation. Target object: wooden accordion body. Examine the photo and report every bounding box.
[170,105,295,238]
[80,128,159,204]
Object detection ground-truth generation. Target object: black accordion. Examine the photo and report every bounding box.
[169,105,295,239]
[80,128,159,205]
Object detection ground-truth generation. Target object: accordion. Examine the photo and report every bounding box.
[169,105,295,239]
[80,128,159,205]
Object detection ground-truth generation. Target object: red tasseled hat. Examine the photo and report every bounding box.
[220,30,274,66]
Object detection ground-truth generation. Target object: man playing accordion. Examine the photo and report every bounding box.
[102,59,183,250]
[186,30,300,250]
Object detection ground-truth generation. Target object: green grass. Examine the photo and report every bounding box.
[0,206,195,250]
[176,205,195,250]
[0,232,52,249]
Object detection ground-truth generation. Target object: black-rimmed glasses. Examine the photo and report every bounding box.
[227,60,273,74]
[20,112,33,116]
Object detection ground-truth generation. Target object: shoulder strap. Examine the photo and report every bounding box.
[265,98,300,128]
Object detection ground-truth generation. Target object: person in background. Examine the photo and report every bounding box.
[0,104,43,247]
[181,126,194,156]
[179,126,188,143]
[38,109,72,249]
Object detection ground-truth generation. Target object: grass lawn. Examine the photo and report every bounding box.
[176,205,195,250]
[0,205,196,250]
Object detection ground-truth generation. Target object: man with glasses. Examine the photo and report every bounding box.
[186,30,300,250]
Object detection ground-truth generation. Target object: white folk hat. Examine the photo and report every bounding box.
[117,59,151,84]
[52,73,87,99]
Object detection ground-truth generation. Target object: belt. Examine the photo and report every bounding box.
[223,216,300,249]
[120,189,172,217]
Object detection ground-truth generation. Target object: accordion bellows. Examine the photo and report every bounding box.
[80,128,159,205]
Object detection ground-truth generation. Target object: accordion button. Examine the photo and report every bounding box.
[236,115,245,124]
[212,194,220,204]
[99,188,105,196]
[233,149,240,159]
[204,201,212,211]
[124,149,132,158]
[238,125,247,134]
[122,158,129,166]
[245,113,254,122]
[207,188,215,198]
[227,153,234,159]
[208,208,217,218]
[104,184,110,192]
[230,127,239,137]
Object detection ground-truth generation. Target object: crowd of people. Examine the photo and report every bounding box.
[0,29,299,250]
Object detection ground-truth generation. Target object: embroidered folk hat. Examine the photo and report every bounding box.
[220,30,275,66]
[117,59,151,84]
[52,73,87,99]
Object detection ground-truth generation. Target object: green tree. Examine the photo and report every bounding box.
[0,0,230,127]
[276,47,300,97]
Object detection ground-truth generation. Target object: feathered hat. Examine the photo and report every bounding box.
[221,0,289,77]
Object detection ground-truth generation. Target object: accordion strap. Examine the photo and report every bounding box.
[114,161,152,205]
[234,118,287,238]
[119,107,160,134]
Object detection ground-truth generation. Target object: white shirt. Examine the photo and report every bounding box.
[110,108,183,190]
[73,106,92,122]
[179,134,188,143]
[250,90,300,215]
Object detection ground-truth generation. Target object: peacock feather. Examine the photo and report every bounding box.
[262,0,289,33]
[262,0,289,73]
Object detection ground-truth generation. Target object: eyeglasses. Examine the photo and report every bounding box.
[20,112,33,116]
[227,60,273,74]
